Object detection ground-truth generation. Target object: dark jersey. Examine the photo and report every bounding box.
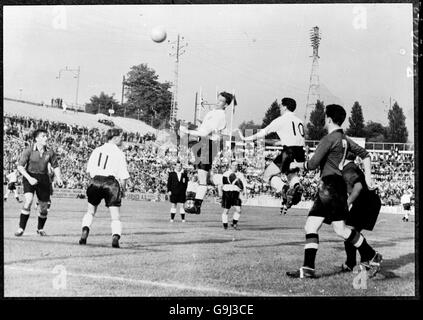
[306,129,369,177]
[18,145,59,174]
[342,162,368,195]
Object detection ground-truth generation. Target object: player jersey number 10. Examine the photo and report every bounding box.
[292,122,305,137]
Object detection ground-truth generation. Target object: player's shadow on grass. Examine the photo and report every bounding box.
[332,236,415,253]
[317,252,415,279]
[375,252,415,279]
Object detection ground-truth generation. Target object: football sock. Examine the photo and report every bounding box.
[179,207,185,220]
[19,209,30,230]
[111,220,122,237]
[194,199,203,212]
[232,219,238,226]
[37,216,47,230]
[195,185,208,200]
[303,233,319,269]
[170,207,176,220]
[270,176,284,193]
[344,240,357,268]
[346,229,376,262]
[223,223,228,229]
[82,212,94,228]
[232,211,241,224]
[222,212,228,224]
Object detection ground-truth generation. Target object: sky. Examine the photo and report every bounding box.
[3,4,415,141]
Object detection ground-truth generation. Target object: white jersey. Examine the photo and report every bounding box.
[222,170,247,192]
[7,171,18,183]
[198,109,226,140]
[265,111,305,147]
[401,194,411,205]
[87,142,130,180]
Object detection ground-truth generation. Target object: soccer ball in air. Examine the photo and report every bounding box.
[151,26,167,43]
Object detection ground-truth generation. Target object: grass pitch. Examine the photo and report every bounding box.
[3,198,415,297]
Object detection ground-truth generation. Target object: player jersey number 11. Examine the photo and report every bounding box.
[97,153,109,170]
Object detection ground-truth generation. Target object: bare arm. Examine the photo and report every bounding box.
[53,167,63,186]
[238,128,267,141]
[17,165,34,182]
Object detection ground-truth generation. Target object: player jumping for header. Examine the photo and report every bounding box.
[238,97,305,214]
[179,91,236,215]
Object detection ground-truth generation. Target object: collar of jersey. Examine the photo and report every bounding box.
[32,144,48,152]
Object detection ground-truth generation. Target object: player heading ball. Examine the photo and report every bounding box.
[179,91,236,215]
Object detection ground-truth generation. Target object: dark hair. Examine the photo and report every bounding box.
[33,128,48,140]
[219,92,237,106]
[281,97,296,112]
[325,104,346,126]
[106,128,123,141]
[345,151,357,161]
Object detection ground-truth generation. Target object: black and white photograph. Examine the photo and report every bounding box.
[2,1,418,302]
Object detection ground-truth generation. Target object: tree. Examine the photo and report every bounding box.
[386,101,408,143]
[262,100,280,140]
[306,100,327,140]
[122,63,172,128]
[85,92,120,115]
[363,121,388,142]
[346,101,365,137]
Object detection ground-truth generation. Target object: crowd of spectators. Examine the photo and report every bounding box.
[3,114,415,206]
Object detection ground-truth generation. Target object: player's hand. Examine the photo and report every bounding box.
[168,191,172,196]
[27,177,38,186]
[289,161,299,170]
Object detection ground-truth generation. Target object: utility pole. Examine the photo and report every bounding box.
[122,75,126,117]
[169,34,188,128]
[194,92,198,125]
[305,26,321,126]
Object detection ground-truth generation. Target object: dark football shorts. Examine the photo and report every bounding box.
[403,203,411,211]
[346,190,381,231]
[190,137,222,172]
[86,175,122,207]
[23,173,51,202]
[221,190,242,209]
[308,175,348,224]
[170,193,186,204]
[8,182,16,190]
[272,146,305,174]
